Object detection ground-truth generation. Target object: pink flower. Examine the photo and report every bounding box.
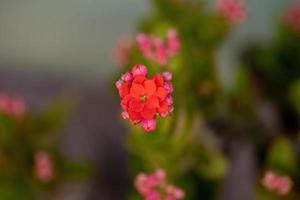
[131,64,148,77]
[0,93,26,117]
[135,169,185,200]
[217,0,248,24]
[34,151,54,183]
[153,38,169,66]
[262,170,293,196]
[137,33,154,59]
[113,37,132,66]
[284,4,300,33]
[136,29,181,66]
[167,29,181,57]
[162,72,173,82]
[141,119,157,132]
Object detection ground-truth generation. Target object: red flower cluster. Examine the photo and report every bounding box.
[217,0,248,24]
[0,93,26,117]
[262,170,293,196]
[137,29,181,66]
[116,65,174,132]
[135,169,185,200]
[284,4,300,33]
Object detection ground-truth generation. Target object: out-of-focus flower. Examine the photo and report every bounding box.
[136,29,181,66]
[116,64,174,132]
[113,37,133,66]
[0,93,26,117]
[262,170,293,196]
[34,151,55,183]
[217,0,248,24]
[284,4,300,33]
[135,169,185,200]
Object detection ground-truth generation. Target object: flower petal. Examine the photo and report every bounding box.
[145,96,160,109]
[144,80,157,96]
[129,98,144,112]
[130,83,145,99]
[141,108,156,120]
[155,87,168,101]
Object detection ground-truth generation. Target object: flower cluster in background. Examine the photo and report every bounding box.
[0,93,26,117]
[262,170,293,196]
[34,151,55,183]
[284,3,300,33]
[135,169,185,200]
[116,65,174,132]
[137,29,181,66]
[217,0,248,24]
[0,92,90,199]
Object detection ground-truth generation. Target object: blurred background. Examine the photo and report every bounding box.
[0,0,297,200]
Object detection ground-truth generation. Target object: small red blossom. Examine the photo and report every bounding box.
[217,0,248,24]
[0,93,26,117]
[116,65,174,132]
[284,4,300,33]
[113,37,132,66]
[136,29,181,66]
[262,170,293,196]
[135,169,185,200]
[34,151,55,183]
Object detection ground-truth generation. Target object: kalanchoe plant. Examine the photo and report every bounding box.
[113,0,251,199]
[0,93,91,200]
[116,64,174,132]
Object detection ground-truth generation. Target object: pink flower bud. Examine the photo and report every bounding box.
[154,169,166,181]
[121,72,133,82]
[11,99,26,117]
[137,33,153,59]
[34,151,54,183]
[0,93,10,113]
[131,64,148,77]
[217,0,248,24]
[162,72,173,81]
[121,111,129,119]
[165,95,174,106]
[153,38,168,66]
[115,80,123,89]
[141,119,157,132]
[167,29,181,57]
[164,82,174,93]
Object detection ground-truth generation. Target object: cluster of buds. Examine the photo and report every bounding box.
[113,37,133,66]
[34,151,55,183]
[135,169,185,200]
[262,170,293,196]
[137,29,181,66]
[217,0,248,24]
[0,93,26,117]
[284,3,300,33]
[116,65,174,132]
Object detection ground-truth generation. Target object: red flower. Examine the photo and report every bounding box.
[116,64,174,132]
